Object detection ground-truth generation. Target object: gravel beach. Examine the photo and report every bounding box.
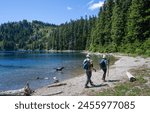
[32,54,150,96]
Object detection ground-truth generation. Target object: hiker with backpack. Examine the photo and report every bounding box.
[99,54,108,82]
[83,54,96,88]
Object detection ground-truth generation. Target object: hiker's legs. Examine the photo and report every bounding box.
[102,69,107,81]
[89,71,94,85]
[85,71,93,87]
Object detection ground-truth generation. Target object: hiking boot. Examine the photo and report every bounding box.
[103,80,107,82]
[102,78,106,82]
[85,86,89,88]
[91,84,96,87]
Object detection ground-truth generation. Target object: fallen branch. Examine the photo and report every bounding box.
[47,83,67,88]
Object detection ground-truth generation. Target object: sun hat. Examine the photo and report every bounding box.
[103,54,106,58]
[86,54,90,58]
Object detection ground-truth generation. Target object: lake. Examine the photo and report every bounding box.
[0,52,100,91]
[0,51,116,91]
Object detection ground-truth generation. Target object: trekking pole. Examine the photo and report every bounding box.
[107,53,109,77]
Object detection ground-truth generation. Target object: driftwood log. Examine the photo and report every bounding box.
[0,82,32,96]
[47,83,67,88]
[0,88,25,96]
[126,71,136,82]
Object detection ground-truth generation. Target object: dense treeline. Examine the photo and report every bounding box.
[49,16,96,50]
[0,17,96,51]
[0,0,150,56]
[90,0,150,55]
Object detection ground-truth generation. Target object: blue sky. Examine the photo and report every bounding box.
[0,0,104,25]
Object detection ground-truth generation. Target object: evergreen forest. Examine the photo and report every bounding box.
[0,0,150,56]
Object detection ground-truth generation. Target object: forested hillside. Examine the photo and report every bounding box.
[0,20,57,51]
[0,0,149,55]
[0,17,96,51]
[90,0,150,55]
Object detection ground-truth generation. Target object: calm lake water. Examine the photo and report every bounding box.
[0,51,116,91]
[0,52,101,91]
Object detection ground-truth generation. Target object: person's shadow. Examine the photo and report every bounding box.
[92,84,108,88]
[90,79,120,88]
[107,79,120,82]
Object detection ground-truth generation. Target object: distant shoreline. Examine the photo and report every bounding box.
[0,50,85,53]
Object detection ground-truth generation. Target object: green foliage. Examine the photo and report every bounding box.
[3,40,16,50]
[143,38,150,55]
[89,0,150,56]
[135,48,143,55]
[0,41,3,50]
[127,0,145,43]
[0,17,97,51]
[145,50,150,56]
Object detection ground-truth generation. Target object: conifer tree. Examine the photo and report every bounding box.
[127,0,145,43]
[111,0,131,47]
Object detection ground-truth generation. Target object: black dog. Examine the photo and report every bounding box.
[55,67,64,71]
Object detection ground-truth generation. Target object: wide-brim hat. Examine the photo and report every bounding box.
[102,54,106,58]
[86,54,90,58]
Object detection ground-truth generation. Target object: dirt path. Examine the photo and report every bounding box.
[33,55,150,96]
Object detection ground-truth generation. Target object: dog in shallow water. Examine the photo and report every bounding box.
[54,67,64,71]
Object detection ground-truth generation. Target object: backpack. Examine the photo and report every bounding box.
[83,60,90,70]
[99,59,106,69]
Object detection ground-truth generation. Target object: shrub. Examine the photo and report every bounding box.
[135,48,144,55]
[145,50,150,56]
